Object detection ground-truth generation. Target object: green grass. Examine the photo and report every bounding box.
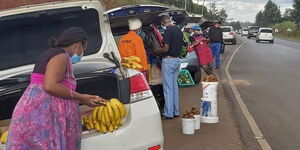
[274,33,300,42]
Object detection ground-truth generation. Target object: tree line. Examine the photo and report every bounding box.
[255,0,300,29]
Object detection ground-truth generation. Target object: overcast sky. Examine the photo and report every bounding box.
[192,0,294,22]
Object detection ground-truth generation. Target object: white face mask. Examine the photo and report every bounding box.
[161,25,167,30]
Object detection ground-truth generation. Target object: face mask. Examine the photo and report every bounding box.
[161,25,167,30]
[70,47,83,64]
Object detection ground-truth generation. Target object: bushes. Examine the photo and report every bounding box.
[272,21,300,40]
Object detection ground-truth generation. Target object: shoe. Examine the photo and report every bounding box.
[174,115,180,118]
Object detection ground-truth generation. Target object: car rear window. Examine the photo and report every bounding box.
[243,29,248,31]
[0,7,102,71]
[221,28,231,32]
[260,29,272,33]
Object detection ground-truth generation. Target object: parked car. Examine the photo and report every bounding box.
[241,28,248,37]
[256,28,274,43]
[221,26,236,45]
[0,1,164,150]
[247,26,260,39]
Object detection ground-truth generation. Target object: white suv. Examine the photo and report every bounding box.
[221,26,237,45]
[0,1,164,150]
[256,28,274,43]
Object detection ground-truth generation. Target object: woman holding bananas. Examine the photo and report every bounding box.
[6,27,106,150]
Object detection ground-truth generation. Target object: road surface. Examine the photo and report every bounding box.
[229,37,300,150]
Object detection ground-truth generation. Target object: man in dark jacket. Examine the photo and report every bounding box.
[208,20,223,69]
[155,15,183,119]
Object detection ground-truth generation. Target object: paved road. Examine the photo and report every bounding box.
[229,37,300,150]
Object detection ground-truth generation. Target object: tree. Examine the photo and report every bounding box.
[255,11,264,26]
[218,8,228,24]
[292,0,300,29]
[262,0,281,26]
[283,8,294,21]
[226,21,242,30]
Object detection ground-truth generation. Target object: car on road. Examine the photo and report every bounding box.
[247,26,260,39]
[241,28,248,37]
[0,1,164,150]
[221,26,236,45]
[256,28,274,43]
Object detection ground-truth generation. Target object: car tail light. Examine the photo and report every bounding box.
[229,32,234,35]
[148,145,161,150]
[130,73,153,102]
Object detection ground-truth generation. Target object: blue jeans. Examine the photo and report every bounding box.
[211,43,221,68]
[162,58,180,117]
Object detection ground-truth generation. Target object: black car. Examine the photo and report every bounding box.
[247,26,260,39]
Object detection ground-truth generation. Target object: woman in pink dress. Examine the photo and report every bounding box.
[6,27,106,150]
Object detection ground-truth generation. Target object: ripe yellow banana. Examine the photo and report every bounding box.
[95,121,101,131]
[106,102,115,121]
[103,107,110,126]
[1,131,8,144]
[108,124,114,132]
[92,107,99,122]
[100,122,107,134]
[113,125,119,130]
[110,98,127,118]
[110,101,121,121]
[97,106,104,124]
[88,115,94,129]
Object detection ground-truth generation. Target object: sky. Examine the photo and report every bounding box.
[192,0,294,22]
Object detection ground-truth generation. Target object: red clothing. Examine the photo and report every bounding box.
[188,35,213,65]
[119,31,149,71]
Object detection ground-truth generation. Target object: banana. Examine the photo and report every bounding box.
[1,131,8,144]
[92,107,99,122]
[103,107,110,126]
[113,125,119,130]
[108,124,114,132]
[106,101,115,121]
[88,115,94,129]
[110,98,127,118]
[97,106,104,124]
[110,101,121,121]
[129,56,141,62]
[100,122,107,134]
[95,121,101,131]
[86,123,92,131]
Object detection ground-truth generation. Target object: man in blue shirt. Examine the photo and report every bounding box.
[155,15,183,119]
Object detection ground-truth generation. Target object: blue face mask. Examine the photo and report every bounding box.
[70,48,83,64]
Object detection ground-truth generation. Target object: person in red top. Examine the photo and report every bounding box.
[188,25,214,75]
[118,18,149,78]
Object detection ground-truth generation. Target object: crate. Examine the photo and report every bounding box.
[177,69,195,87]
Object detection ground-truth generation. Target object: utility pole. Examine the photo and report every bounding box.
[185,0,187,10]
[201,0,205,15]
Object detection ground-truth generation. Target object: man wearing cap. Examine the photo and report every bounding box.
[119,18,149,77]
[155,15,183,119]
[208,20,223,69]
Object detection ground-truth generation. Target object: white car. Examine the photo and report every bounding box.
[256,28,274,43]
[221,26,237,45]
[241,28,248,37]
[0,1,164,150]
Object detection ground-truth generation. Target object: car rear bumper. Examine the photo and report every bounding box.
[81,97,164,150]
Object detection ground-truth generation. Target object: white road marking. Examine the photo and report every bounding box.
[224,39,272,150]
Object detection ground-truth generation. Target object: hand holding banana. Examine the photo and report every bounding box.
[82,98,127,133]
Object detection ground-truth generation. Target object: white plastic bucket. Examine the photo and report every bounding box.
[181,118,195,134]
[202,82,218,99]
[194,114,201,130]
[200,98,219,123]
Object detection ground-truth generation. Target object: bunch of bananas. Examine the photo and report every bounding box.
[82,98,127,133]
[121,56,143,70]
[0,131,8,144]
